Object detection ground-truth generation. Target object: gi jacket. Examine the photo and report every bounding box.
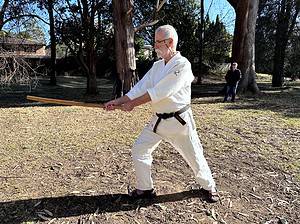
[126,52,194,114]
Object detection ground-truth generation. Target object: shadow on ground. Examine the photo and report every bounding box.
[225,85,300,118]
[0,189,208,224]
[192,82,300,119]
[1,76,299,119]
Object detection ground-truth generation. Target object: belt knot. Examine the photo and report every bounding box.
[153,105,190,133]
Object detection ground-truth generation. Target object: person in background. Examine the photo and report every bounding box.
[223,62,241,102]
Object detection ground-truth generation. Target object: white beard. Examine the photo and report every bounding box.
[155,49,163,59]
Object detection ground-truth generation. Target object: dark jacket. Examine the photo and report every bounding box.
[225,69,241,86]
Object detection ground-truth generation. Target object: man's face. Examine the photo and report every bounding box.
[154,31,171,59]
[231,64,237,70]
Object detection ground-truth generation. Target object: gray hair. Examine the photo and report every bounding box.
[155,25,178,49]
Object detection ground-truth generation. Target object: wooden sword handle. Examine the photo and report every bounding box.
[26,95,122,109]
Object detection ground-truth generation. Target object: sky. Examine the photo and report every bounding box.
[204,0,236,33]
[1,0,236,43]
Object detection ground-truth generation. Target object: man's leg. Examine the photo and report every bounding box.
[231,85,237,102]
[223,85,230,102]
[169,126,216,192]
[132,127,162,190]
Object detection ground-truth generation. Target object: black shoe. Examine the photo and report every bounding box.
[200,188,220,203]
[128,188,157,200]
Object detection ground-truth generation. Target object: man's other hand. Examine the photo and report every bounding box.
[121,101,135,111]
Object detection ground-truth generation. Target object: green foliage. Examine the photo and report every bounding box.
[156,0,200,62]
[286,31,300,78]
[203,15,232,65]
[255,0,300,76]
[15,18,46,43]
[255,0,277,73]
[134,0,232,67]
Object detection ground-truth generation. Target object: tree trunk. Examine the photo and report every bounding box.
[86,42,97,95]
[229,0,260,94]
[197,0,204,84]
[82,0,97,95]
[272,0,298,87]
[47,0,57,86]
[112,0,137,96]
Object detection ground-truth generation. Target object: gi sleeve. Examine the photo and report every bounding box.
[126,68,152,100]
[147,61,194,103]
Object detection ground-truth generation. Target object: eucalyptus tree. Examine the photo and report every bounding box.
[0,0,48,31]
[55,0,112,95]
[227,0,260,94]
[256,0,300,86]
[112,0,166,96]
[34,0,58,85]
[203,15,232,65]
[272,0,299,87]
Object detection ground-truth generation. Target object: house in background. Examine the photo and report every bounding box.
[0,36,46,58]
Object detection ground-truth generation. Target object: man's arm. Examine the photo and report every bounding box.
[121,92,151,111]
[104,95,131,111]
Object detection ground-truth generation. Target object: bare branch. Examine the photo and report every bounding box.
[0,0,10,29]
[4,14,50,26]
[0,48,43,92]
[157,0,167,12]
[134,0,167,32]
[206,0,214,17]
[134,20,159,32]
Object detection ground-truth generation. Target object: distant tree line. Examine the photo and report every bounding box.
[0,0,299,96]
[256,0,300,87]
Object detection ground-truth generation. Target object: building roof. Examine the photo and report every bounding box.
[0,36,45,46]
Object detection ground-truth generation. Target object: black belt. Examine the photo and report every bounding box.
[153,105,190,133]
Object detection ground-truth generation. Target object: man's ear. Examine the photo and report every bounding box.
[169,38,174,47]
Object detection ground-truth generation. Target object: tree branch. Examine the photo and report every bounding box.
[156,0,167,11]
[134,0,166,32]
[4,14,50,26]
[0,0,10,27]
[287,4,300,39]
[134,20,159,32]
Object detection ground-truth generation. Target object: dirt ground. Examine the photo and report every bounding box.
[0,76,299,224]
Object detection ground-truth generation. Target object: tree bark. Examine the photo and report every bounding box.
[272,0,299,87]
[112,0,137,97]
[197,0,204,84]
[82,0,97,95]
[229,0,260,94]
[47,0,57,86]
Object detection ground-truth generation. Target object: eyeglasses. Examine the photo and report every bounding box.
[154,38,170,45]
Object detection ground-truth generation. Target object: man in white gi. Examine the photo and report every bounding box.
[104,25,219,203]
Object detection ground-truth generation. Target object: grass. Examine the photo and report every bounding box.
[0,75,299,223]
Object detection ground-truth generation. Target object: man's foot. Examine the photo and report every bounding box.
[200,188,220,203]
[128,188,156,200]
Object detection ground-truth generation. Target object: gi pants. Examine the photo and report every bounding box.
[131,108,216,191]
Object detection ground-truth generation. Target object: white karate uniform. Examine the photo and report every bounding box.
[126,52,216,191]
